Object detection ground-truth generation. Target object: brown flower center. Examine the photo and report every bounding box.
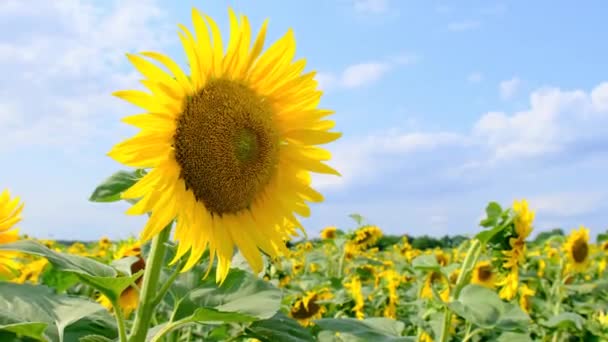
[173,79,279,216]
[572,238,589,263]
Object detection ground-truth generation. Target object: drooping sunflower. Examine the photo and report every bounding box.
[289,289,332,326]
[320,226,337,239]
[98,251,146,317]
[564,226,591,273]
[353,225,382,248]
[345,276,365,320]
[518,283,535,314]
[109,8,340,283]
[471,260,496,289]
[420,271,450,302]
[0,189,24,277]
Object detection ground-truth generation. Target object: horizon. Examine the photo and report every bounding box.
[2,0,608,240]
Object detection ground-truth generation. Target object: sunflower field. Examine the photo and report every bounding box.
[2,6,608,342]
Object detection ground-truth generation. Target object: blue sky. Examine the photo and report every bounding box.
[2,0,608,241]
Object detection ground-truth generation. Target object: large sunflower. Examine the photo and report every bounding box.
[110,8,340,283]
[564,226,591,273]
[0,189,23,277]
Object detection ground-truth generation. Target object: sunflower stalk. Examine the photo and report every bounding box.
[128,224,172,342]
[111,298,128,342]
[439,238,482,342]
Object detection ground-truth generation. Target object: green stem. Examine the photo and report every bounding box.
[337,243,347,278]
[128,225,172,342]
[149,319,194,342]
[551,258,564,342]
[111,299,128,342]
[439,239,482,342]
[152,258,186,307]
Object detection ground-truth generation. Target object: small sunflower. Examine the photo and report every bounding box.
[13,258,48,284]
[0,189,24,277]
[289,289,332,326]
[434,249,449,267]
[564,226,591,273]
[320,226,337,239]
[600,240,608,252]
[421,271,450,302]
[110,8,340,283]
[518,283,535,314]
[98,253,146,317]
[471,260,496,288]
[353,225,382,248]
[497,269,519,300]
[345,276,365,320]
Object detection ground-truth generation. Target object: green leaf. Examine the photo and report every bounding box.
[0,240,116,277]
[79,271,143,302]
[449,285,529,330]
[89,169,146,202]
[544,312,585,331]
[110,256,140,276]
[247,312,315,342]
[41,265,80,293]
[349,214,365,226]
[0,322,48,341]
[190,307,255,323]
[0,282,116,342]
[314,318,412,342]
[79,335,114,342]
[496,332,533,342]
[475,219,509,244]
[411,255,440,271]
[0,240,141,302]
[172,268,282,321]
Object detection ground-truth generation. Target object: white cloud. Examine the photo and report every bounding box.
[0,0,171,149]
[318,81,608,190]
[353,0,389,14]
[313,131,469,189]
[341,62,391,88]
[317,54,419,91]
[467,72,483,83]
[474,84,607,161]
[499,77,521,100]
[529,192,604,217]
[447,20,481,32]
[591,82,608,112]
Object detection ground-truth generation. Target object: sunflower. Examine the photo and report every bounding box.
[289,289,332,326]
[320,226,337,239]
[345,276,365,320]
[0,189,24,277]
[379,269,400,319]
[115,240,142,259]
[420,271,450,302]
[471,260,496,288]
[353,225,382,248]
[518,283,535,314]
[98,252,146,317]
[434,249,449,267]
[110,8,340,283]
[502,199,535,271]
[497,269,519,300]
[564,226,590,273]
[13,258,48,284]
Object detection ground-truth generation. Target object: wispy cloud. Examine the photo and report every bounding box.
[447,20,481,32]
[353,0,389,14]
[316,54,419,90]
[0,0,171,150]
[499,77,521,100]
[467,72,483,83]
